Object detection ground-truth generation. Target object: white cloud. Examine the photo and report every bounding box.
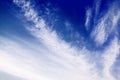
[0,0,120,80]
[91,5,120,45]
[0,32,98,80]
[102,37,120,80]
[94,0,101,17]
[0,38,51,80]
[85,8,92,29]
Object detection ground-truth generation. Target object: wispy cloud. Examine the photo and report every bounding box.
[85,8,92,30]
[94,0,101,18]
[0,0,120,80]
[102,37,120,80]
[91,2,120,45]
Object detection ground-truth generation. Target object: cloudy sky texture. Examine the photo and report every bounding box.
[0,0,120,80]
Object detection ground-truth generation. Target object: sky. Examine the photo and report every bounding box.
[0,0,120,80]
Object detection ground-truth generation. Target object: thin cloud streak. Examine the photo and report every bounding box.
[91,3,120,45]
[85,8,92,30]
[102,37,120,80]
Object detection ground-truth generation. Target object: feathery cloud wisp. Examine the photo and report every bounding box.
[0,0,120,80]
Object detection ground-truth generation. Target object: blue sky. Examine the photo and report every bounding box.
[0,0,120,80]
